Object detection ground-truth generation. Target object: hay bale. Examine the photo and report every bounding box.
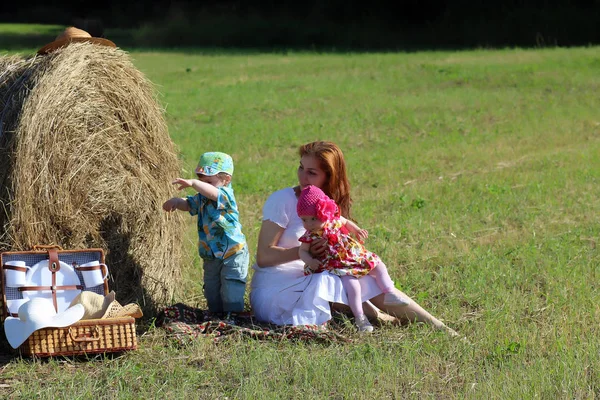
[0,43,186,314]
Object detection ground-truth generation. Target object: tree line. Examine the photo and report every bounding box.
[2,1,599,48]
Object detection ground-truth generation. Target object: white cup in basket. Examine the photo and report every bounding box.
[6,298,29,317]
[77,260,109,288]
[3,260,31,287]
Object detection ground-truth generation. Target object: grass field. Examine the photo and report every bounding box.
[1,24,599,398]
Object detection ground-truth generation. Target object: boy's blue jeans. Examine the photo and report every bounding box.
[202,246,249,313]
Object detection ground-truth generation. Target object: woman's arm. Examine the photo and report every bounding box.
[256,220,303,267]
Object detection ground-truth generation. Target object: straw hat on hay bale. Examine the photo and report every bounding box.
[37,26,116,55]
[0,28,186,315]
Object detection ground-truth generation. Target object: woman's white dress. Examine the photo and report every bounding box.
[250,187,384,326]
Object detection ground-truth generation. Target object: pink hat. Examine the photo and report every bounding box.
[297,185,339,222]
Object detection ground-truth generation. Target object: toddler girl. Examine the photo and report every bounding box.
[297,185,409,332]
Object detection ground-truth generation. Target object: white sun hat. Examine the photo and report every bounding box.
[3,298,85,349]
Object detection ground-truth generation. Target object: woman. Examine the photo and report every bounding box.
[250,141,456,333]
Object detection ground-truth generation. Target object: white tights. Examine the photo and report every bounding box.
[340,261,395,318]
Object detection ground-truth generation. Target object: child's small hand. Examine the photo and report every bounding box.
[307,259,321,271]
[355,229,368,243]
[162,198,177,212]
[309,237,328,258]
[172,178,193,190]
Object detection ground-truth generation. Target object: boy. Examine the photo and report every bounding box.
[163,152,248,316]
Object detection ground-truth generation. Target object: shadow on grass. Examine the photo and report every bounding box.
[0,345,17,365]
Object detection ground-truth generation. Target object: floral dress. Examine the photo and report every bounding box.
[298,218,380,277]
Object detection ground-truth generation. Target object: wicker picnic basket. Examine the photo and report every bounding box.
[1,245,137,357]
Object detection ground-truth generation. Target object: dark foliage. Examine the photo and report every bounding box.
[1,1,599,49]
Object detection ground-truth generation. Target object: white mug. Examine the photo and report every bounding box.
[6,298,29,317]
[3,260,31,287]
[77,261,109,288]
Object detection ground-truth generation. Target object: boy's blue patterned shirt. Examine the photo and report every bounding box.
[186,186,246,260]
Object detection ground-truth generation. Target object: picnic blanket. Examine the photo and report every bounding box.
[157,303,351,345]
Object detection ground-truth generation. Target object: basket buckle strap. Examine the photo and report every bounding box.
[18,285,84,292]
[18,284,84,310]
[2,265,29,272]
[76,265,102,271]
[47,248,61,311]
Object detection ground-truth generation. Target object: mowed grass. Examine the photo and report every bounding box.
[1,25,600,398]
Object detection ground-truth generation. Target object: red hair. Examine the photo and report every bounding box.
[298,141,352,218]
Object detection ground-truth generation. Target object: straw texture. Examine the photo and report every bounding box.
[0,43,186,314]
